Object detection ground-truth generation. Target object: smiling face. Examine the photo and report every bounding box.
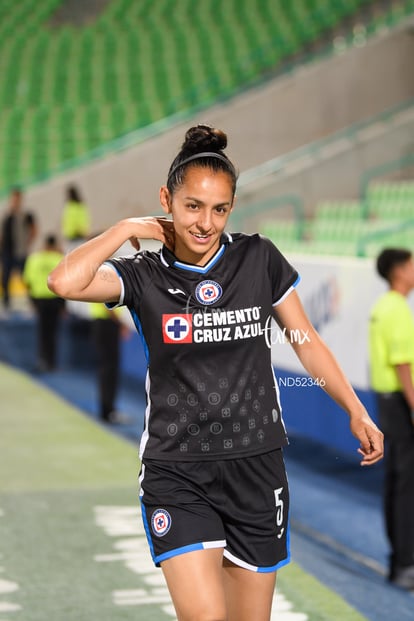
[160,165,235,266]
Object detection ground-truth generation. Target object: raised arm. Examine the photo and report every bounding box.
[48,217,174,303]
[274,290,384,465]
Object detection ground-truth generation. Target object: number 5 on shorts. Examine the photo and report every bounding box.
[274,487,284,528]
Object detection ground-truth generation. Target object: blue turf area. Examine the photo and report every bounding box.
[1,312,413,619]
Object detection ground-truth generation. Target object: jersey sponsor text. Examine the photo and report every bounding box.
[163,306,269,344]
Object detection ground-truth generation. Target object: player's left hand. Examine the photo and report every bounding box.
[349,410,384,466]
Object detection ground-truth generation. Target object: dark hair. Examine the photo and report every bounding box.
[67,185,82,203]
[45,234,57,247]
[166,124,238,195]
[376,248,412,281]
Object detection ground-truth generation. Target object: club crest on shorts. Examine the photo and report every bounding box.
[151,509,172,537]
[195,280,223,305]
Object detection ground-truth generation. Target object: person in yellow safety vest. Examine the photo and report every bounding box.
[89,302,131,425]
[62,185,91,250]
[23,234,65,372]
[368,247,414,590]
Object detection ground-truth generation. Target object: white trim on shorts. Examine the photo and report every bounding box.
[223,548,290,573]
[152,539,226,566]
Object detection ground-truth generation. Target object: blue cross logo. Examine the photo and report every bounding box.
[167,318,188,339]
[204,287,214,298]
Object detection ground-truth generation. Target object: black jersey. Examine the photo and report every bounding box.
[108,232,299,461]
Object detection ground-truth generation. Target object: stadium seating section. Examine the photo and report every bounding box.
[1,0,413,191]
[261,181,414,257]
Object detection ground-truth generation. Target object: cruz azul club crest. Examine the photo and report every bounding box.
[162,281,224,344]
[151,509,172,537]
[195,280,222,305]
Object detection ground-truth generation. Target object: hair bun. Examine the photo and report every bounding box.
[182,124,227,155]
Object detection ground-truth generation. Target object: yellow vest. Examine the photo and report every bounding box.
[62,200,90,240]
[23,250,64,299]
[369,290,414,392]
[89,303,122,320]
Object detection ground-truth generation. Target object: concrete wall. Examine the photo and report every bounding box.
[2,17,414,244]
[232,105,414,227]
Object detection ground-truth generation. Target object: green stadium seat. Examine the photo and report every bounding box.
[57,106,77,162]
[2,107,25,186]
[110,102,126,137]
[261,220,301,243]
[1,0,413,191]
[315,200,363,221]
[368,182,414,221]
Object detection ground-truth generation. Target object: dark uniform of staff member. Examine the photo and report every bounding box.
[1,187,37,310]
[23,234,65,372]
[369,247,414,591]
[89,302,130,424]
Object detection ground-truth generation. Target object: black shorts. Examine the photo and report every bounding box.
[139,449,290,572]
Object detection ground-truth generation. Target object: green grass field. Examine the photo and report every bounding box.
[0,362,367,620]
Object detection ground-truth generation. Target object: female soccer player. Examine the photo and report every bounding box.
[48,124,383,621]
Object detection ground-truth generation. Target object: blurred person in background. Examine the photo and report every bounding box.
[369,248,414,591]
[90,302,131,424]
[62,184,91,251]
[23,234,65,372]
[0,187,37,312]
